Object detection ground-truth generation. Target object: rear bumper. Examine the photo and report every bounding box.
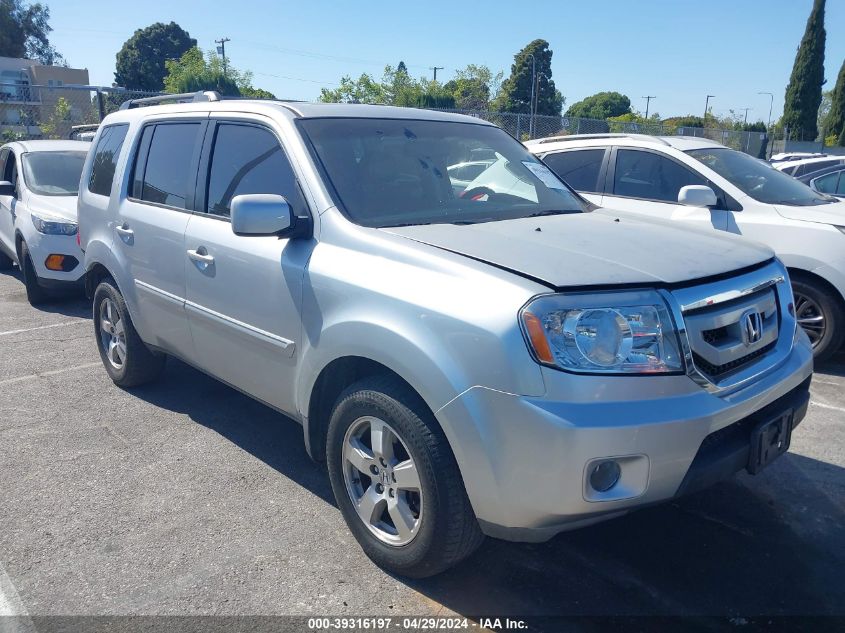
[437,331,814,542]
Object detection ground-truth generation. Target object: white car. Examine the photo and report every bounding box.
[774,155,845,178]
[0,140,90,304]
[527,133,845,360]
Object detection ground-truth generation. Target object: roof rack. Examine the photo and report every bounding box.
[527,133,670,146]
[119,90,221,110]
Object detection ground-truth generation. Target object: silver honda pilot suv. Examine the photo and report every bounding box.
[78,92,813,577]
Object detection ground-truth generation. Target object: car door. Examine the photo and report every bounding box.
[601,147,729,231]
[116,118,207,359]
[0,148,20,259]
[539,147,608,206]
[184,117,308,414]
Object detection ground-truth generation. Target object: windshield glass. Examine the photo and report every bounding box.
[21,151,87,196]
[687,147,835,206]
[299,118,587,227]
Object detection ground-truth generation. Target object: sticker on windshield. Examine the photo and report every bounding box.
[522,161,565,190]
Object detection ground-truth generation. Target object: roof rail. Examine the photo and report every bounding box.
[68,123,100,139]
[528,133,670,146]
[119,91,221,110]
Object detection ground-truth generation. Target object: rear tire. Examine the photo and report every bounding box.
[791,275,845,362]
[0,249,12,270]
[326,375,484,578]
[19,241,49,305]
[93,277,165,387]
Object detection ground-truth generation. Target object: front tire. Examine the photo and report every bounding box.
[791,275,845,362]
[93,278,165,387]
[326,376,483,578]
[19,241,49,305]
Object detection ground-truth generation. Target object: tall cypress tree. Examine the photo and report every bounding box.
[493,39,563,116]
[827,60,845,145]
[782,0,826,140]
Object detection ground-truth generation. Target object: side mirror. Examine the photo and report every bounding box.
[0,180,15,197]
[231,194,292,237]
[678,185,718,208]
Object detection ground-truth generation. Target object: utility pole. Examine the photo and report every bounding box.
[704,95,715,124]
[215,37,231,76]
[758,91,774,129]
[738,107,751,125]
[430,66,444,82]
[642,96,656,120]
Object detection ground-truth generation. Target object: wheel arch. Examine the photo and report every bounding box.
[304,355,440,463]
[787,267,845,310]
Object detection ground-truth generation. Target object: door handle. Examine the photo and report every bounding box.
[115,224,134,243]
[187,248,215,266]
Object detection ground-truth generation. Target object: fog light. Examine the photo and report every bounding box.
[45,254,65,271]
[589,460,621,492]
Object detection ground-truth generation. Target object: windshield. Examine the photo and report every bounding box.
[687,147,835,207]
[21,151,87,196]
[299,118,587,227]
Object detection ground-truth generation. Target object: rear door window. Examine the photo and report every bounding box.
[812,172,840,194]
[88,124,129,196]
[613,149,706,202]
[136,123,201,209]
[541,149,606,192]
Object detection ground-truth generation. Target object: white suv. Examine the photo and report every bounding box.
[0,140,90,304]
[78,95,812,577]
[527,133,845,360]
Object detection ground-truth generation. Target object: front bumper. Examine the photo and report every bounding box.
[436,332,813,542]
[22,229,84,286]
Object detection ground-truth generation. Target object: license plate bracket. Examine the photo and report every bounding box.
[747,410,793,475]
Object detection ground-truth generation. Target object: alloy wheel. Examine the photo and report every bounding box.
[342,416,423,546]
[794,291,826,348]
[99,297,127,369]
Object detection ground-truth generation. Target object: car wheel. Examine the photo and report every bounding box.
[0,249,12,270]
[93,277,165,387]
[326,375,484,578]
[19,241,49,305]
[791,275,845,362]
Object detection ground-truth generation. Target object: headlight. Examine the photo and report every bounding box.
[520,291,683,374]
[30,212,78,235]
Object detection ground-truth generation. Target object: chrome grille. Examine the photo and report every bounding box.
[665,261,794,393]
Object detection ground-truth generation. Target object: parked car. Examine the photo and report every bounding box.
[527,133,845,360]
[0,140,90,304]
[770,152,827,163]
[774,155,845,177]
[798,164,845,199]
[79,94,812,577]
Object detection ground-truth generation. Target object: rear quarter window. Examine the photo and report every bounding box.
[88,124,129,196]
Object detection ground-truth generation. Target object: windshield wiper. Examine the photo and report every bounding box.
[525,209,580,218]
[381,222,432,228]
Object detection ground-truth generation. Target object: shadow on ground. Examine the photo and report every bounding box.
[0,268,89,317]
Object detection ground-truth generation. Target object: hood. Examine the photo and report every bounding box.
[27,193,78,222]
[381,209,774,287]
[774,199,845,225]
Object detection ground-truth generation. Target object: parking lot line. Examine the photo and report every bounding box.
[0,320,88,337]
[809,400,845,414]
[0,561,27,617]
[0,361,102,387]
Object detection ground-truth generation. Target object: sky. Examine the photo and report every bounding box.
[47,0,844,123]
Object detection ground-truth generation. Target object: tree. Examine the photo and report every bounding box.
[0,0,64,64]
[319,65,454,108]
[565,92,631,119]
[163,47,275,98]
[397,61,408,75]
[114,22,196,91]
[662,115,705,129]
[825,60,845,145]
[443,65,502,110]
[493,39,563,116]
[782,0,826,140]
[38,95,70,138]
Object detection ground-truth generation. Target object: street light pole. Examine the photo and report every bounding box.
[704,95,715,124]
[758,91,774,129]
[215,37,231,76]
[642,95,655,119]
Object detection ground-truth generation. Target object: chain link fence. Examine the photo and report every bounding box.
[1,83,159,142]
[2,85,779,159]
